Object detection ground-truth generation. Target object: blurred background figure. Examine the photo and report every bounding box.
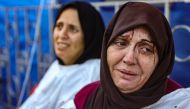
[0,0,189,109]
[19,1,105,109]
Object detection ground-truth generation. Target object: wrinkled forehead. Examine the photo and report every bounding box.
[120,26,151,40]
[108,26,155,47]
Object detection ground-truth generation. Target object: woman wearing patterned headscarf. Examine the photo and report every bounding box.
[74,2,190,109]
[20,1,105,109]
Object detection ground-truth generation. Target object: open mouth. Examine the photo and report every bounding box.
[57,42,69,50]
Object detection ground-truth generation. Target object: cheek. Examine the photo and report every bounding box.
[107,48,114,70]
[78,36,84,48]
[73,34,84,50]
[107,48,122,72]
[107,52,117,83]
[52,35,56,47]
[139,58,157,78]
[70,34,85,59]
[53,32,58,43]
[72,32,83,42]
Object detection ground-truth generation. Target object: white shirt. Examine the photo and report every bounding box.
[19,59,100,109]
[144,88,190,109]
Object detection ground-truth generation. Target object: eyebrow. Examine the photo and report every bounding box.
[117,35,130,40]
[118,35,152,43]
[120,33,131,39]
[139,39,153,44]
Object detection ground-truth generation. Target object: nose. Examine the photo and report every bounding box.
[58,26,69,39]
[122,48,136,65]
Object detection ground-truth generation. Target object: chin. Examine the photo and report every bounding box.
[117,82,136,90]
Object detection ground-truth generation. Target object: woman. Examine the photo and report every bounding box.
[74,2,190,109]
[19,1,105,109]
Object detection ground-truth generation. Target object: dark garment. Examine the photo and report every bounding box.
[75,81,100,109]
[83,2,175,109]
[74,79,182,109]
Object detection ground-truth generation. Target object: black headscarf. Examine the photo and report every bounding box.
[85,2,175,109]
[54,1,105,65]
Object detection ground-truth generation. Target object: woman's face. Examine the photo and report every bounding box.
[107,27,158,93]
[53,8,84,65]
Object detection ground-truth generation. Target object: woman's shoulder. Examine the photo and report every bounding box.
[74,81,100,109]
[39,60,59,80]
[79,59,100,79]
[83,59,100,66]
[164,88,190,101]
[145,88,190,109]
[45,60,60,74]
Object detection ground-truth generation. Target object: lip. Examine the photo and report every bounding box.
[117,69,137,79]
[57,42,69,50]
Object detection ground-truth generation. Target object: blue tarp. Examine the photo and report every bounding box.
[170,2,190,87]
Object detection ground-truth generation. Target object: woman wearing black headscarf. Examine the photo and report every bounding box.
[20,1,105,109]
[74,2,190,109]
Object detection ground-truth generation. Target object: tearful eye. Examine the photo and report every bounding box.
[112,37,129,47]
[136,40,155,56]
[138,46,154,55]
[115,41,127,46]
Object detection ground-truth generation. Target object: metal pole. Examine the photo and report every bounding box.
[16,0,45,107]
[164,0,170,23]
